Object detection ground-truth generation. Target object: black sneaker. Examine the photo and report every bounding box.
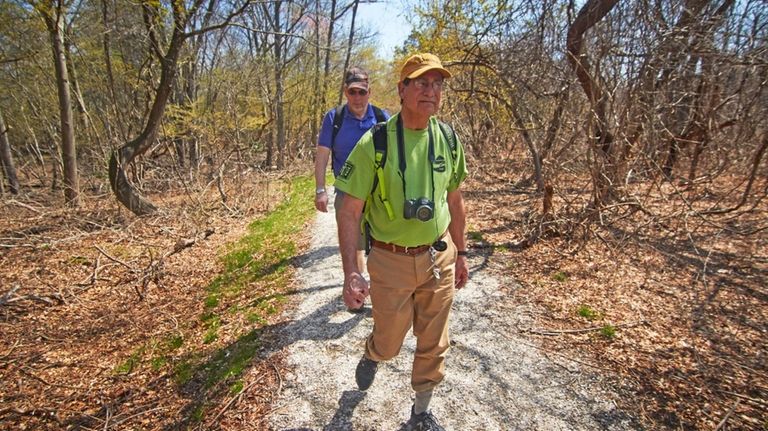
[354,356,378,390]
[407,406,445,431]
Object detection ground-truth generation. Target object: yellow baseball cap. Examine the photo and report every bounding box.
[399,53,452,83]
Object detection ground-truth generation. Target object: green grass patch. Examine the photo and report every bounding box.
[173,360,195,385]
[202,315,221,344]
[181,175,315,391]
[202,330,261,388]
[114,349,143,374]
[230,379,245,394]
[204,293,220,308]
[468,231,484,242]
[577,305,600,321]
[600,324,617,339]
[166,335,184,350]
[151,356,167,370]
[67,255,90,266]
[118,333,185,375]
[191,405,205,422]
[206,175,313,305]
[551,271,568,282]
[246,312,267,324]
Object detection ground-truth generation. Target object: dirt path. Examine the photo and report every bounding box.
[267,201,641,430]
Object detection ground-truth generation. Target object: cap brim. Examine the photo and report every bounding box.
[346,81,369,90]
[405,65,452,80]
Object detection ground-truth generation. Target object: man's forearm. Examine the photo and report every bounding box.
[447,190,467,251]
[314,147,331,188]
[338,209,363,276]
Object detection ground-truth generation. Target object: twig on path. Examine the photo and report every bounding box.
[491,323,612,372]
[715,390,767,408]
[0,406,61,423]
[0,284,63,307]
[0,243,35,249]
[714,400,740,430]
[6,199,43,214]
[95,245,134,271]
[74,254,102,287]
[106,405,167,428]
[0,338,21,360]
[270,362,283,399]
[0,284,21,306]
[207,374,267,427]
[523,320,647,336]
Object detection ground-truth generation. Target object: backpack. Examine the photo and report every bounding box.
[366,120,459,222]
[330,104,388,149]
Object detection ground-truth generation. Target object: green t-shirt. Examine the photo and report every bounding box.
[335,115,468,247]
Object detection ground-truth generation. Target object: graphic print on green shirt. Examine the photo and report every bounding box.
[338,161,354,180]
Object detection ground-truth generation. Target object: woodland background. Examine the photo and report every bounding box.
[0,0,766,430]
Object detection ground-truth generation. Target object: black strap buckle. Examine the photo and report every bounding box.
[431,240,447,252]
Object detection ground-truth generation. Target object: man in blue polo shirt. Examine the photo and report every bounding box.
[314,66,389,306]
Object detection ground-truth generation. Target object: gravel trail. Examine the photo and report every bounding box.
[267,200,641,430]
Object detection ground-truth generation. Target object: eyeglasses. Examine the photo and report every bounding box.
[411,78,444,91]
[347,88,368,96]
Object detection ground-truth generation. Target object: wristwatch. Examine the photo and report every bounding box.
[315,187,326,194]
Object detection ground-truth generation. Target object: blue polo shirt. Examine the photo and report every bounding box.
[318,104,390,177]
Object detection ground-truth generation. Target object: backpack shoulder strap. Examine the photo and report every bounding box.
[372,105,387,123]
[330,104,346,149]
[368,122,395,221]
[438,120,458,163]
[372,122,388,166]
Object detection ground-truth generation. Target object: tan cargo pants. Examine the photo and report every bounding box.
[364,234,457,393]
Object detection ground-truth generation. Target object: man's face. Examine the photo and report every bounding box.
[345,85,370,112]
[398,70,444,118]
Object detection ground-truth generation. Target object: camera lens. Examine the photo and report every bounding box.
[416,206,432,221]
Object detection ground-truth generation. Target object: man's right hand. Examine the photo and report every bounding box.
[343,272,369,309]
[315,190,328,212]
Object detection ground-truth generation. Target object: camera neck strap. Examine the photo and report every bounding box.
[396,114,436,202]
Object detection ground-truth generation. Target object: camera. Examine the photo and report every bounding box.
[403,198,434,221]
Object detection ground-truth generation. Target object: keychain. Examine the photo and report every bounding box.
[429,246,441,280]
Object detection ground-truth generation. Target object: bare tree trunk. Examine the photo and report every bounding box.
[337,0,359,105]
[321,0,338,110]
[39,0,80,205]
[108,27,184,215]
[273,0,286,169]
[183,1,216,176]
[310,0,321,147]
[566,0,619,207]
[107,1,190,216]
[0,110,19,194]
[509,103,544,192]
[703,133,768,214]
[540,83,570,162]
[106,0,249,214]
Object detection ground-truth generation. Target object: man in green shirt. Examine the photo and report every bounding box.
[334,53,469,431]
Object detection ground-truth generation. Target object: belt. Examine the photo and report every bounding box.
[370,232,447,256]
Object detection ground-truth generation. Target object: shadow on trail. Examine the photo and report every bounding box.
[158,243,368,430]
[279,390,368,431]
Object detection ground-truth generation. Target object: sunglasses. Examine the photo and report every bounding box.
[348,88,368,96]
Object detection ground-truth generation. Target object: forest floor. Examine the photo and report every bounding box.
[0,162,766,430]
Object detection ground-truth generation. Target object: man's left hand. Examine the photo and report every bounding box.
[343,272,369,308]
[455,256,469,289]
